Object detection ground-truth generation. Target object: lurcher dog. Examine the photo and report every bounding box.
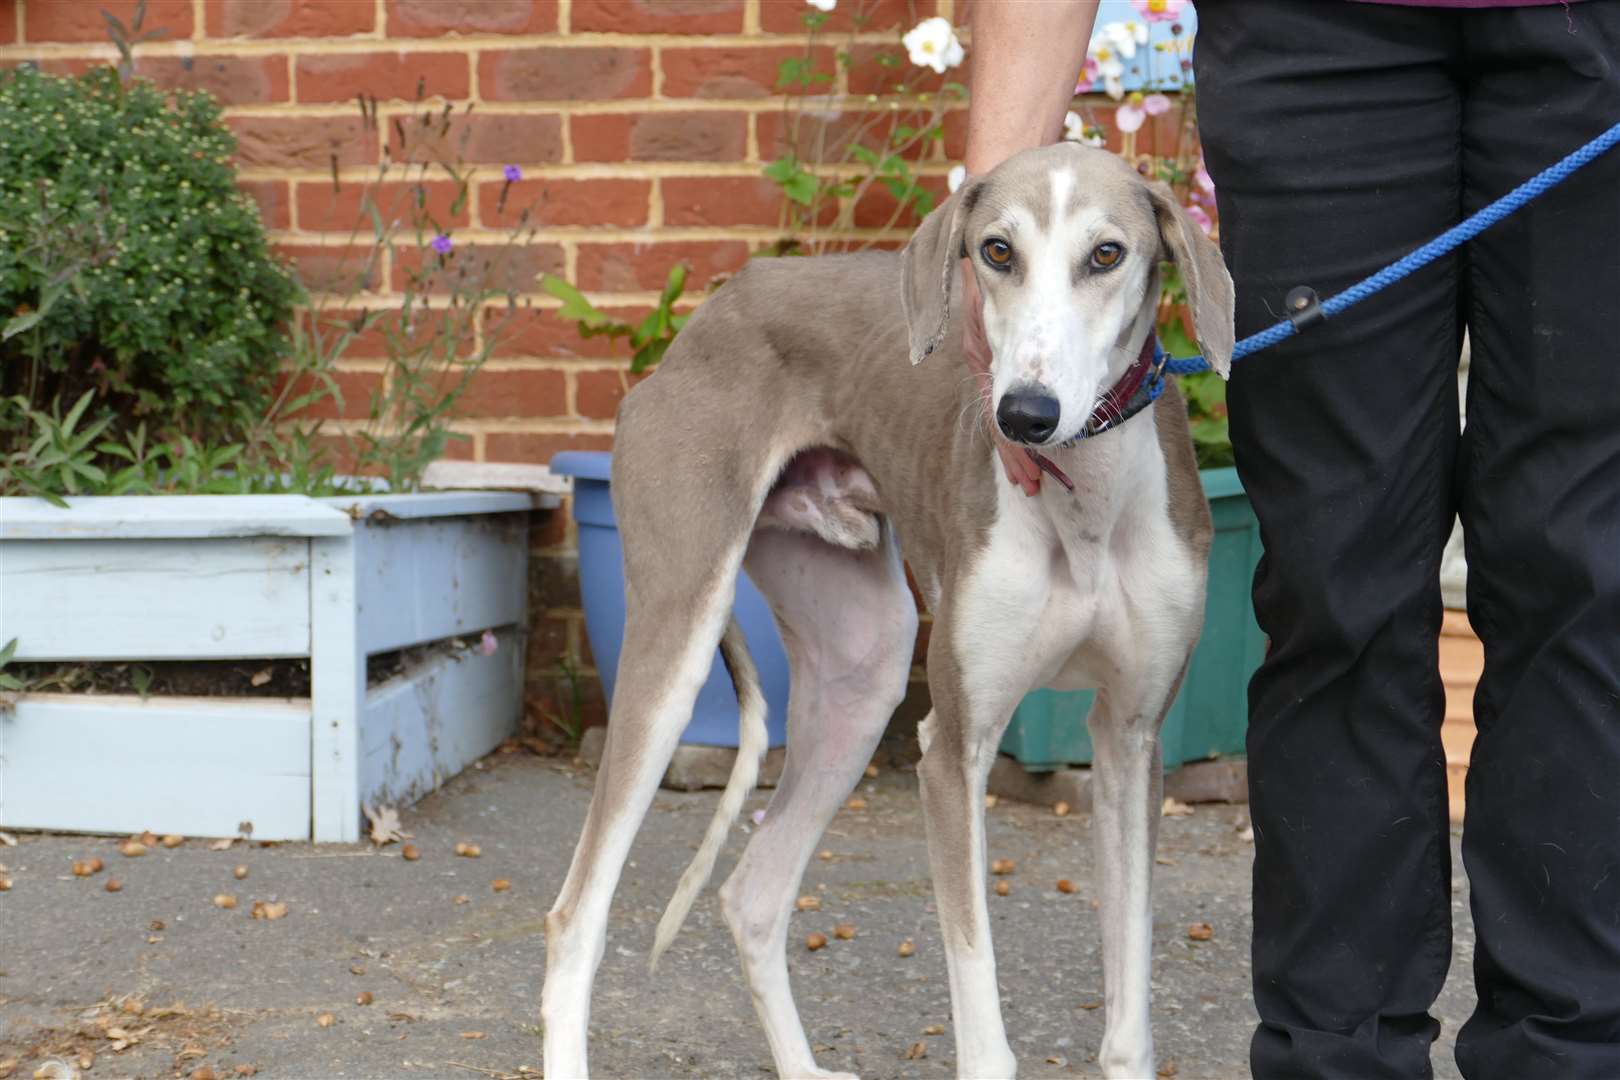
[541,142,1235,1080]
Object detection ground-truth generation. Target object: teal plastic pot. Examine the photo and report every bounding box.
[998,467,1265,771]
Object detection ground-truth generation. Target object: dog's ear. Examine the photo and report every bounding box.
[899,182,974,365]
[1148,181,1235,378]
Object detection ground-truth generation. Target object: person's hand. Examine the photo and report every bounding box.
[960,258,1042,496]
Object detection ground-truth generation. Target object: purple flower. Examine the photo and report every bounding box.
[430,234,453,256]
[503,164,523,183]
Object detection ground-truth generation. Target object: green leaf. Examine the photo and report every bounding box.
[850,145,881,168]
[0,638,18,666]
[782,170,819,207]
[775,56,808,91]
[763,156,800,184]
[2,308,47,341]
[541,275,612,328]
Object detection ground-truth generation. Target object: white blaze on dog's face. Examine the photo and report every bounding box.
[969,149,1162,447]
[900,142,1232,447]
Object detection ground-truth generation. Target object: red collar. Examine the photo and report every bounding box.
[1025,335,1164,493]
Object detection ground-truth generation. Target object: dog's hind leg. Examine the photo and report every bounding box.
[1086,652,1192,1080]
[717,525,916,1080]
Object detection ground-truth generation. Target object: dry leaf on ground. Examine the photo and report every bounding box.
[794,895,820,912]
[455,842,482,858]
[1161,797,1194,817]
[208,838,234,851]
[990,858,1016,875]
[316,1013,335,1029]
[904,1041,927,1060]
[213,894,237,910]
[492,879,511,893]
[1056,879,1078,894]
[923,1024,944,1036]
[897,939,916,957]
[162,834,184,848]
[832,924,856,940]
[805,932,828,951]
[250,900,289,921]
[363,804,410,846]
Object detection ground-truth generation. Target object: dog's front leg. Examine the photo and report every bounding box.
[1085,655,1190,1080]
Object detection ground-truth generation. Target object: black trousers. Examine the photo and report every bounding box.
[1193,3,1620,1078]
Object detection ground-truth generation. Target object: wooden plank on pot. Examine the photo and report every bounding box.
[2,537,313,661]
[357,635,523,810]
[348,511,528,657]
[0,694,312,840]
[421,461,569,502]
[0,495,351,540]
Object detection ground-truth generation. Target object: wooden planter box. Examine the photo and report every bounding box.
[0,491,536,842]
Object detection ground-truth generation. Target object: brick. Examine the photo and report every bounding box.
[238,179,292,229]
[479,178,649,228]
[571,0,741,34]
[847,43,951,96]
[760,0,931,33]
[297,51,469,103]
[275,243,383,294]
[450,368,569,419]
[274,368,385,421]
[575,369,648,420]
[307,307,476,360]
[525,613,572,675]
[664,175,834,228]
[529,503,569,549]
[389,112,562,167]
[479,47,650,102]
[528,552,581,614]
[295,179,469,232]
[24,0,192,43]
[850,173,947,229]
[629,111,746,162]
[132,54,290,106]
[391,241,565,295]
[757,108,890,163]
[486,431,614,463]
[486,306,645,361]
[661,45,834,100]
[386,0,557,36]
[576,240,749,293]
[1,7,14,45]
[568,113,631,163]
[229,116,378,171]
[206,0,374,38]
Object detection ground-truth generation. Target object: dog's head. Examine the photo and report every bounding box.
[901,142,1234,447]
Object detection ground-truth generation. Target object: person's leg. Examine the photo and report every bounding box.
[1454,7,1620,1078]
[1193,4,1465,1076]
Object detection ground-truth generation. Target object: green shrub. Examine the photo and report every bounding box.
[0,65,299,442]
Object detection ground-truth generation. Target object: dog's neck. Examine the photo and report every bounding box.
[1025,333,1161,492]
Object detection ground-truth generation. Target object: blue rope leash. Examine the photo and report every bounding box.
[1162,119,1620,377]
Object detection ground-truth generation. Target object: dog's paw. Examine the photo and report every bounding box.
[786,1069,859,1080]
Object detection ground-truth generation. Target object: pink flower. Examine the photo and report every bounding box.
[751,809,767,825]
[1194,155,1215,196]
[1074,57,1101,95]
[1116,95,1146,134]
[1185,203,1214,236]
[1132,0,1188,23]
[1142,93,1172,117]
[478,630,498,656]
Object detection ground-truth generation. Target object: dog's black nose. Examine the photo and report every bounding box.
[996,390,1061,445]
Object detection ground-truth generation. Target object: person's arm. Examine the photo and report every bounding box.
[960,2,1098,495]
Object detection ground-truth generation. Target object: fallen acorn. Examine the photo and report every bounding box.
[817,849,833,862]
[119,840,148,858]
[794,895,821,912]
[492,878,512,893]
[1056,878,1078,894]
[316,1012,335,1029]
[990,858,1016,875]
[1053,801,1071,817]
[994,880,1012,896]
[356,991,374,1006]
[984,794,999,809]
[454,842,481,858]
[844,797,867,811]
[73,860,96,878]
[250,900,289,921]
[162,835,184,849]
[832,923,856,941]
[191,1067,216,1080]
[401,844,421,862]
[1187,921,1214,942]
[0,877,9,892]
[233,865,249,880]
[864,763,879,779]
[105,878,124,893]
[805,932,828,952]
[213,894,238,910]
[897,938,916,958]
[904,1041,927,1060]
[138,830,159,847]
[235,1066,258,1076]
[923,1024,944,1036]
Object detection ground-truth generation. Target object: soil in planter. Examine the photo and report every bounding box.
[5,634,493,699]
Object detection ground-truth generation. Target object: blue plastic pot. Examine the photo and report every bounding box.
[550,451,790,748]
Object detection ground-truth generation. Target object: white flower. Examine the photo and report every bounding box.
[903,17,966,74]
[1098,21,1140,61]
[947,163,966,193]
[806,0,837,11]
[1063,110,1085,141]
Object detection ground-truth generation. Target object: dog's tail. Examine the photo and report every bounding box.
[649,613,768,971]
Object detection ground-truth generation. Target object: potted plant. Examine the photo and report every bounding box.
[0,64,546,842]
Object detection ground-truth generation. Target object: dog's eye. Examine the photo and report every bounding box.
[981,238,1013,269]
[1090,242,1125,270]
